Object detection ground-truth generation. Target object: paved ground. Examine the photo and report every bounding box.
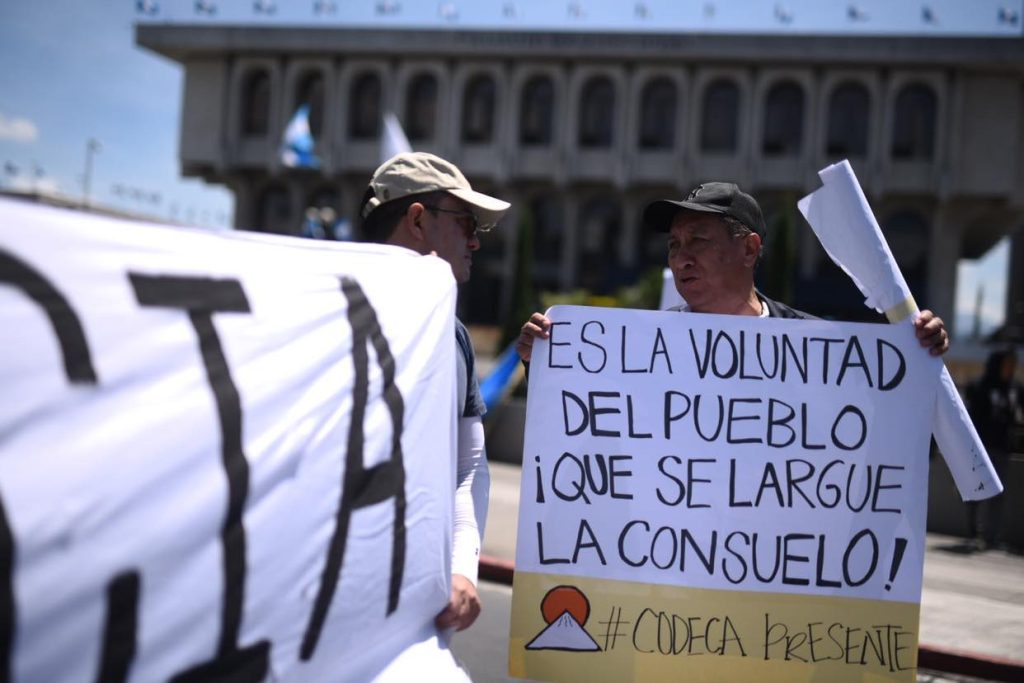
[456,462,1024,682]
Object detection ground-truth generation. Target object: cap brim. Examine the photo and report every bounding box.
[449,188,511,228]
[642,199,726,232]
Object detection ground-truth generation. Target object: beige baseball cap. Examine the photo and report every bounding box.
[362,152,510,229]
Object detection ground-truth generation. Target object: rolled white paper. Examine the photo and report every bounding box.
[798,160,1002,502]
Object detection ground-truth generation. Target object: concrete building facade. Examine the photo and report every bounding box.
[137,18,1024,330]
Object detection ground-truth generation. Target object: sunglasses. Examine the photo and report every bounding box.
[423,205,495,238]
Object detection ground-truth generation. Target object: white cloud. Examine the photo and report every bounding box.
[0,114,39,143]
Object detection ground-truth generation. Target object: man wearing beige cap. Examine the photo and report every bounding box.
[360,152,510,636]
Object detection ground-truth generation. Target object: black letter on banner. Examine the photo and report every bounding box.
[0,498,14,683]
[0,250,97,383]
[0,250,103,682]
[94,572,140,683]
[130,275,269,682]
[300,278,407,660]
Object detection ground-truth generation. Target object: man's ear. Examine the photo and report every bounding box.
[743,233,762,267]
[405,202,427,241]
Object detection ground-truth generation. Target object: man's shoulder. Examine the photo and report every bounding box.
[761,295,817,320]
[454,317,475,359]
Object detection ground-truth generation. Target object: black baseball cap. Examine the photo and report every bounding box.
[643,182,766,239]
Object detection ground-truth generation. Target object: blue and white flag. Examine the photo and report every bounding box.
[280,104,320,169]
[381,111,412,162]
[479,342,523,414]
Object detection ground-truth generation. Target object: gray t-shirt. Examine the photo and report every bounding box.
[455,318,486,418]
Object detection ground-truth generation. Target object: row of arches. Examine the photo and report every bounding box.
[240,69,938,160]
[250,183,929,311]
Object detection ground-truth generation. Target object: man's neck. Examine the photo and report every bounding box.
[693,289,762,316]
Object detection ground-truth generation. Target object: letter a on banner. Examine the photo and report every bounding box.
[301,277,407,660]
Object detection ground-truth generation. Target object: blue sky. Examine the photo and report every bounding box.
[1,0,1017,335]
[0,2,232,227]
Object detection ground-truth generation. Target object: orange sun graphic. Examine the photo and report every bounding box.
[540,585,590,627]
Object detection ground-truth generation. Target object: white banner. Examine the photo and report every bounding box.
[0,199,458,682]
[516,305,942,604]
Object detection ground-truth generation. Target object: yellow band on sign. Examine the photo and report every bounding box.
[884,297,918,323]
[509,571,920,683]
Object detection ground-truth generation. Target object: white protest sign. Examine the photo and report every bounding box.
[0,198,458,682]
[510,305,942,683]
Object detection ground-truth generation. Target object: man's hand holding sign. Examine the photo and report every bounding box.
[509,171,985,682]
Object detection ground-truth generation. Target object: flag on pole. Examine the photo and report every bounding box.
[280,104,320,169]
[479,342,525,414]
[381,111,412,162]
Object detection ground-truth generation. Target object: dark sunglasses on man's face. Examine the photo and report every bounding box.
[424,205,494,238]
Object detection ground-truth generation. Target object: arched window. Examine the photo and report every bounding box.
[242,70,271,137]
[255,185,291,233]
[883,210,930,304]
[520,75,554,146]
[296,72,325,137]
[577,197,624,293]
[349,72,381,140]
[578,77,615,148]
[762,81,804,156]
[638,78,677,150]
[462,75,496,144]
[406,73,438,142]
[892,83,937,160]
[827,82,870,157]
[700,79,739,153]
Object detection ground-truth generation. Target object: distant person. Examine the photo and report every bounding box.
[318,207,338,239]
[966,348,1023,549]
[301,206,326,239]
[517,182,950,360]
[360,151,510,633]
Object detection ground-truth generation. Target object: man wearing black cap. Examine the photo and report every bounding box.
[516,181,949,360]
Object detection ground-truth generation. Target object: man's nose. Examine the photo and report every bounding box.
[467,233,481,251]
[670,246,693,266]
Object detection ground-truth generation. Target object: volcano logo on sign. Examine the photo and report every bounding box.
[525,585,600,652]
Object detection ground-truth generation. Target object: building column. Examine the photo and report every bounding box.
[928,205,963,335]
[562,193,580,291]
[287,178,308,236]
[497,187,524,327]
[1006,224,1024,342]
[227,177,254,230]
[619,193,641,273]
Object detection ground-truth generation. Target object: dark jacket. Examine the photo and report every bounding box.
[966,351,1023,455]
[760,294,817,320]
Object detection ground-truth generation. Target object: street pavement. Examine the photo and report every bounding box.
[451,462,1024,682]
